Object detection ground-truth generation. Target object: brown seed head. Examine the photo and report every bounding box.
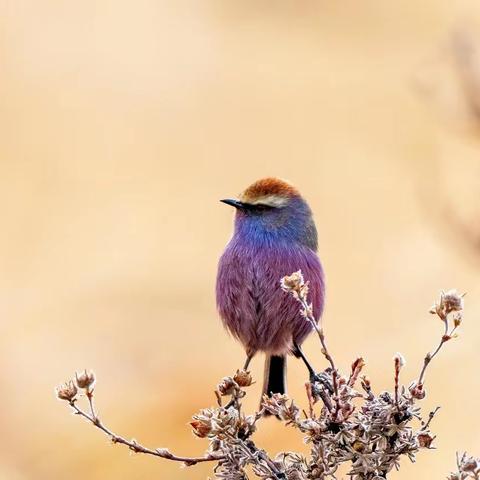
[417,433,435,448]
[393,352,406,370]
[56,380,78,402]
[75,370,96,390]
[217,376,237,396]
[233,369,253,387]
[442,290,464,314]
[281,271,305,292]
[409,382,426,400]
[461,457,479,472]
[190,419,212,438]
[281,271,310,303]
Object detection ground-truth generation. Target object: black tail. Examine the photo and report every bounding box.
[262,354,287,405]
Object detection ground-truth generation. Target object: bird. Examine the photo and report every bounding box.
[216,177,325,402]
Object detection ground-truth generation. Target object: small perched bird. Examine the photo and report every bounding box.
[216,178,325,401]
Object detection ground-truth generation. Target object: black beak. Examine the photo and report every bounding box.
[220,198,247,210]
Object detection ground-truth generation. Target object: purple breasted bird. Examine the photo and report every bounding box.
[216,178,325,402]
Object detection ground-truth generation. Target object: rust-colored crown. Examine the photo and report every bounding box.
[240,178,299,203]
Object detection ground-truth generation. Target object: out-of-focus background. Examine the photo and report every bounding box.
[1,1,479,479]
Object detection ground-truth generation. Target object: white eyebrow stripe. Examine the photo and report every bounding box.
[248,195,289,207]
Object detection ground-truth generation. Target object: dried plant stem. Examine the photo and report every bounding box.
[298,295,337,374]
[418,321,459,386]
[418,319,448,386]
[394,367,400,409]
[236,438,286,480]
[297,295,341,417]
[67,399,224,466]
[86,391,96,419]
[57,282,467,480]
[422,407,441,431]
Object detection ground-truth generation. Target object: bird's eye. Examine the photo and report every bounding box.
[251,203,275,212]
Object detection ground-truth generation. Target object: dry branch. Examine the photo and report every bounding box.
[56,275,467,479]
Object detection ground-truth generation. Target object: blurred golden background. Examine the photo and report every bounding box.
[1,1,479,478]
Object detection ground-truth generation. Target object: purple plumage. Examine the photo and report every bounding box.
[217,239,324,355]
[216,178,325,402]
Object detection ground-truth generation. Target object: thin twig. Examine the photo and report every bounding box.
[298,295,336,373]
[417,318,449,386]
[57,281,466,480]
[295,294,341,418]
[67,398,224,466]
[422,407,441,431]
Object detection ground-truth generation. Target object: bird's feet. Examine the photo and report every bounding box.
[310,371,334,394]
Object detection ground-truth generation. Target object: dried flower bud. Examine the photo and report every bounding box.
[417,432,434,448]
[280,271,310,301]
[442,290,464,314]
[217,376,236,396]
[393,352,406,369]
[280,271,305,292]
[236,413,258,438]
[348,357,365,387]
[352,440,365,452]
[451,453,480,478]
[190,419,212,438]
[361,375,371,387]
[351,357,366,371]
[261,393,297,419]
[75,370,96,390]
[453,312,463,327]
[461,457,479,472]
[190,409,215,438]
[233,369,253,387]
[409,382,426,400]
[56,381,78,402]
